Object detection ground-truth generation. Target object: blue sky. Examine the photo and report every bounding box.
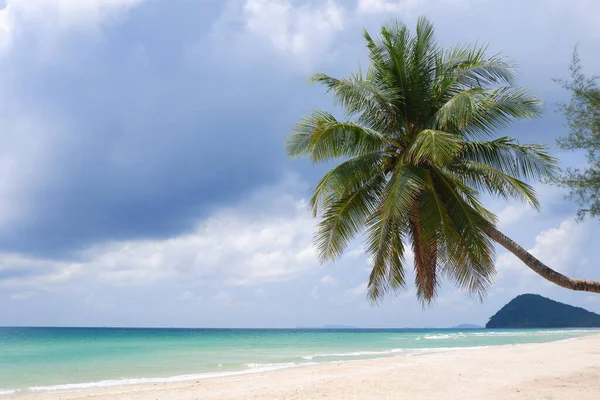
[0,0,599,328]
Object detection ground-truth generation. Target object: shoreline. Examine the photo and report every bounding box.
[6,333,600,399]
[3,336,587,396]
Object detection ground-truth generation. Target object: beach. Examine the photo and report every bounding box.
[7,333,600,400]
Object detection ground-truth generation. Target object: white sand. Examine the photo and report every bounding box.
[9,334,600,400]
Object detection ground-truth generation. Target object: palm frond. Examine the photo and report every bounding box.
[310,152,384,216]
[464,88,542,137]
[287,110,387,162]
[409,213,440,304]
[310,73,401,132]
[460,137,558,181]
[366,163,425,301]
[434,87,542,138]
[366,213,407,302]
[450,160,541,209]
[429,168,497,298]
[286,17,551,304]
[406,129,462,166]
[442,44,516,87]
[315,175,386,262]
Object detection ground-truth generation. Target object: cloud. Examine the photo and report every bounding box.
[346,247,366,258]
[496,218,591,277]
[239,0,345,70]
[0,253,83,292]
[356,0,470,14]
[9,291,34,300]
[311,285,319,300]
[0,182,320,294]
[179,290,196,300]
[0,0,144,53]
[0,8,11,51]
[0,0,596,261]
[357,0,416,13]
[345,281,368,297]
[1,0,600,329]
[0,0,310,257]
[496,204,536,228]
[320,274,337,286]
[213,291,235,307]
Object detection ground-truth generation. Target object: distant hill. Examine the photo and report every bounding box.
[451,324,482,329]
[322,325,358,329]
[486,294,600,329]
[296,325,358,329]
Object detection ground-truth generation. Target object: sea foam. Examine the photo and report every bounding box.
[299,348,404,360]
[27,363,315,393]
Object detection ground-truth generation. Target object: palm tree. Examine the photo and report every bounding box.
[286,17,600,304]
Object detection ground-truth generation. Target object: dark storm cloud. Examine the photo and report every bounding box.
[0,267,42,280]
[0,0,316,257]
[0,0,596,261]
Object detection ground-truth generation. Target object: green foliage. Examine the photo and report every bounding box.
[286,17,557,304]
[554,49,600,219]
[486,294,600,328]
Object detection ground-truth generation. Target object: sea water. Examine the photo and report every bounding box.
[0,327,597,395]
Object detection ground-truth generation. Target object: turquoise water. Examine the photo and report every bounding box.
[0,327,597,395]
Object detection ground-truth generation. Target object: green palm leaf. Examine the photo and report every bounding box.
[316,174,386,262]
[460,137,558,181]
[287,110,387,162]
[406,129,462,165]
[310,152,384,216]
[286,17,560,304]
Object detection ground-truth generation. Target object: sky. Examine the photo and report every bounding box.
[0,0,599,328]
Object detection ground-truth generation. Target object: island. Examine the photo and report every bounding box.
[451,324,482,329]
[295,325,359,329]
[486,293,600,328]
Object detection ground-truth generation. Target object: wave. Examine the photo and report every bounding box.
[17,329,598,394]
[8,346,494,394]
[18,346,481,394]
[298,344,503,361]
[299,348,404,360]
[245,362,307,368]
[470,329,598,337]
[302,346,492,361]
[423,334,460,340]
[418,329,599,341]
[28,363,314,393]
[406,345,491,354]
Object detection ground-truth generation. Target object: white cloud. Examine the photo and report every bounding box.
[496,204,536,228]
[213,291,234,307]
[496,219,591,276]
[345,281,368,297]
[240,0,345,69]
[0,185,320,294]
[357,0,416,13]
[0,0,144,53]
[9,291,34,300]
[0,8,11,51]
[91,196,317,287]
[356,0,470,14]
[0,253,83,291]
[0,108,69,230]
[320,274,337,286]
[311,285,319,299]
[346,247,365,258]
[179,291,196,300]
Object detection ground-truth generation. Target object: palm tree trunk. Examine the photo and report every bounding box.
[485,225,600,293]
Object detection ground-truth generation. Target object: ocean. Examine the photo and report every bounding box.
[0,327,597,395]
